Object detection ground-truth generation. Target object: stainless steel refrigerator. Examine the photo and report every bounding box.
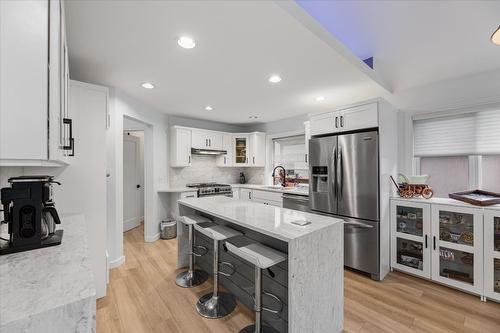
[309,130,380,280]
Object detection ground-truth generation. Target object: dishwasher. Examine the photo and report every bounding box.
[282,193,311,212]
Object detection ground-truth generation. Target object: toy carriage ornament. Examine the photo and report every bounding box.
[391,173,434,199]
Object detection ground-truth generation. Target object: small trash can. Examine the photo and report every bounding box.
[160,219,177,240]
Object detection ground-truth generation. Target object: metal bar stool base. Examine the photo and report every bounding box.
[239,324,280,333]
[175,270,208,288]
[196,292,237,319]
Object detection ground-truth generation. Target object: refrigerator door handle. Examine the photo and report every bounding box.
[333,146,338,197]
[337,147,343,199]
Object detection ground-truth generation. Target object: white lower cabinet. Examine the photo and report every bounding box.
[237,188,283,207]
[391,200,431,279]
[240,188,252,201]
[431,204,483,295]
[484,208,500,302]
[391,199,487,298]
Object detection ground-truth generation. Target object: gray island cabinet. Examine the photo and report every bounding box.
[178,196,344,333]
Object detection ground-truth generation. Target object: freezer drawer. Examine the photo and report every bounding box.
[344,218,380,280]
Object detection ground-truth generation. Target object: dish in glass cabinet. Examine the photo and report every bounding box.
[495,280,500,292]
[440,249,455,261]
[450,232,461,242]
[440,215,451,224]
[440,230,452,241]
[459,232,474,245]
[460,253,473,265]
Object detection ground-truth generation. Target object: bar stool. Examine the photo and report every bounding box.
[175,215,210,288]
[225,240,287,333]
[193,222,242,318]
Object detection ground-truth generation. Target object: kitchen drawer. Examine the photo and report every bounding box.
[180,191,197,199]
[254,198,282,207]
[252,189,282,202]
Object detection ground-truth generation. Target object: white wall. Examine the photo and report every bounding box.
[107,88,169,267]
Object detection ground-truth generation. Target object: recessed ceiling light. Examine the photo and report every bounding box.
[492,25,500,45]
[177,36,196,49]
[315,96,325,102]
[249,116,258,119]
[268,75,282,83]
[205,106,213,111]
[141,82,155,89]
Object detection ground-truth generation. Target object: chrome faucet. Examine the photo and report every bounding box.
[272,165,286,187]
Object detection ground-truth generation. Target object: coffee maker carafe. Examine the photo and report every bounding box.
[0,176,63,255]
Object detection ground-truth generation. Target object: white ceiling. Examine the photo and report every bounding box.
[295,0,500,91]
[65,1,388,124]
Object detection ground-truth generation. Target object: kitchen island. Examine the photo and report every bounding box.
[178,196,343,333]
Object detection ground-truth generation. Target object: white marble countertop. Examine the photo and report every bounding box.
[231,184,309,196]
[157,187,196,193]
[391,196,500,210]
[178,196,342,242]
[0,214,96,329]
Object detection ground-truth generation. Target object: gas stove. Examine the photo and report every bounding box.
[186,182,233,197]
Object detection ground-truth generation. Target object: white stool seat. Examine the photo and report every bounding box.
[225,242,287,269]
[181,215,212,225]
[194,223,242,241]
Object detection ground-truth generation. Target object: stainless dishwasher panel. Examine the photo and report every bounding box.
[344,218,380,280]
[282,194,310,212]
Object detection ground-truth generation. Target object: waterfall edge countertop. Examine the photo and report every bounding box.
[0,214,96,332]
[177,196,344,333]
[178,196,343,242]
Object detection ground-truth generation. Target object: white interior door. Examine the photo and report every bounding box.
[123,133,141,232]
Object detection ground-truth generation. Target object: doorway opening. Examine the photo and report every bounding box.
[123,130,145,234]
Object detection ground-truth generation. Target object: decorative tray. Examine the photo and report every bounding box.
[449,190,500,206]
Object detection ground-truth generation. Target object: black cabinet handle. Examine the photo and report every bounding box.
[253,156,255,164]
[425,235,428,248]
[340,115,344,127]
[63,118,73,150]
[136,184,141,189]
[305,153,308,163]
[188,155,191,164]
[335,116,338,128]
[433,236,436,250]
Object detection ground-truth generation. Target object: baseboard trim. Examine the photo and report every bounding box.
[108,255,125,269]
[145,233,160,243]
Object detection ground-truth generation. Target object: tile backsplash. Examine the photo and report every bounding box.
[169,155,265,187]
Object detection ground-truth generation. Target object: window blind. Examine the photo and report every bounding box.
[413,109,500,157]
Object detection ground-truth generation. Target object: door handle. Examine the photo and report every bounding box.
[340,115,344,127]
[188,155,191,164]
[253,156,255,164]
[205,139,208,146]
[425,235,428,248]
[209,139,211,147]
[337,147,343,198]
[224,156,226,164]
[305,153,308,163]
[344,221,373,229]
[335,116,339,128]
[248,192,251,200]
[136,184,141,189]
[433,236,436,250]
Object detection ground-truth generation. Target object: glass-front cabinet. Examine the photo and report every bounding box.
[484,208,500,302]
[391,200,431,278]
[233,135,249,166]
[431,204,483,294]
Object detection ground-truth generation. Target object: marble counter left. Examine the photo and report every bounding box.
[0,214,96,333]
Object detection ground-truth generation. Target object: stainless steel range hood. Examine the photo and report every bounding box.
[191,148,227,155]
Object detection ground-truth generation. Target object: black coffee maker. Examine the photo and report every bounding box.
[0,175,63,255]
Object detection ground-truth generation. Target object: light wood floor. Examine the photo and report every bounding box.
[97,225,500,333]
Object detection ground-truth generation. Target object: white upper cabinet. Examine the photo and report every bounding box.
[0,0,72,165]
[170,127,192,167]
[216,134,233,167]
[249,132,265,167]
[171,127,265,168]
[234,134,250,166]
[192,129,223,150]
[310,102,378,136]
